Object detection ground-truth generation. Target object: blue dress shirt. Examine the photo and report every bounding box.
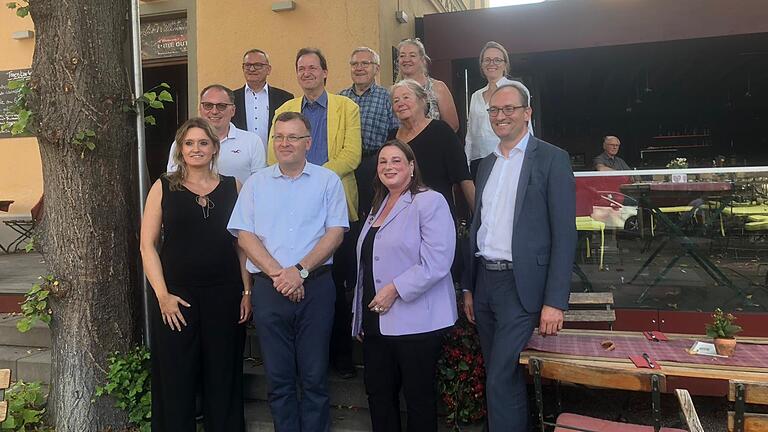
[227,162,349,273]
[302,92,329,166]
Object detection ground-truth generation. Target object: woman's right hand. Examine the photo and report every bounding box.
[158,293,191,331]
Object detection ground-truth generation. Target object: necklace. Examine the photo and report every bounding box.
[195,194,215,219]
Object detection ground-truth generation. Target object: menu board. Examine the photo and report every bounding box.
[0,68,33,139]
[141,17,187,60]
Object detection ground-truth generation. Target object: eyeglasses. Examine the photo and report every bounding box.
[481,58,506,66]
[272,135,310,143]
[200,102,234,112]
[243,62,269,71]
[487,105,526,117]
[350,61,377,69]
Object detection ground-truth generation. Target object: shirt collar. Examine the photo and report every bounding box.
[246,83,268,96]
[222,123,238,142]
[302,91,328,109]
[270,161,313,178]
[493,132,530,159]
[348,82,378,97]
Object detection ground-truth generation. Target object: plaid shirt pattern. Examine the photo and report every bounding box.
[339,83,398,153]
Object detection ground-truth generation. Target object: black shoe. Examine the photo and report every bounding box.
[336,366,357,379]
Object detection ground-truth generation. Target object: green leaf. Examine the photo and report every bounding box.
[159,82,170,89]
[75,131,85,140]
[6,3,18,9]
[85,141,96,151]
[2,415,15,428]
[158,90,173,102]
[85,129,96,137]
[144,92,157,102]
[16,318,31,333]
[148,100,164,109]
[144,115,156,126]
[15,5,27,17]
[7,79,23,90]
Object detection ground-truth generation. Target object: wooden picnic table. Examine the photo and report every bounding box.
[520,329,768,383]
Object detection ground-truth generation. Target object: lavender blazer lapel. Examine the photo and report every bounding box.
[378,192,414,231]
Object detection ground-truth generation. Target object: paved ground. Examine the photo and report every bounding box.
[0,252,46,294]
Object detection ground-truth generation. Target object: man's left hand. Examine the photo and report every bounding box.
[539,305,564,336]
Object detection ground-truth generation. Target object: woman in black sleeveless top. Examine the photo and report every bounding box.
[140,118,252,432]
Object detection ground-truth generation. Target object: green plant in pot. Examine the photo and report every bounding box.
[705,308,742,356]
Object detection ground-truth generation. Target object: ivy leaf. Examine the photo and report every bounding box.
[6,2,18,9]
[85,141,96,151]
[16,318,31,333]
[148,100,164,109]
[144,92,157,102]
[144,115,156,126]
[15,5,28,17]
[158,90,173,102]
[159,82,170,89]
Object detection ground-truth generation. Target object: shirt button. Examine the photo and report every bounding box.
[375,279,381,283]
[289,228,293,232]
[374,257,380,261]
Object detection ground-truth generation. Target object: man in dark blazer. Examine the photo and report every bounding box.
[462,83,576,431]
[233,48,294,150]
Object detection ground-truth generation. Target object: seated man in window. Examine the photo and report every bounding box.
[593,135,631,171]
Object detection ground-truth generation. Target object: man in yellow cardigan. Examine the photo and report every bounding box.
[268,47,362,380]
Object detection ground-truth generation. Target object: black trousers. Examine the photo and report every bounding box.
[330,221,360,370]
[362,330,446,432]
[150,282,245,432]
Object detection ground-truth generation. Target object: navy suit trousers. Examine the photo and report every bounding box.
[251,272,335,432]
[474,266,537,432]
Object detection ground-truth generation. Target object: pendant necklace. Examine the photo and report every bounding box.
[195,194,215,219]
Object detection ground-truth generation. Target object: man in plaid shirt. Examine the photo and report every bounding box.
[339,47,399,218]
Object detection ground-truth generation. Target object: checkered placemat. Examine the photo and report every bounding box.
[525,334,768,368]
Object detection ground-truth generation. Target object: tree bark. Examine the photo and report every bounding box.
[27,0,139,430]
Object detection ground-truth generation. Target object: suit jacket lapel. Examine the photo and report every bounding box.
[267,85,277,129]
[378,192,413,230]
[513,136,538,231]
[475,155,494,215]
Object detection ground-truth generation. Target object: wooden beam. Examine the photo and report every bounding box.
[728,412,768,431]
[569,292,614,305]
[564,310,616,323]
[529,357,666,392]
[729,380,768,404]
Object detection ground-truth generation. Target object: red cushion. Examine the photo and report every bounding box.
[554,413,687,432]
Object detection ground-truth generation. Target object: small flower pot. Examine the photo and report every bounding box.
[714,337,737,356]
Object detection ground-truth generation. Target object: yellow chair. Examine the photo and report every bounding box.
[576,216,605,270]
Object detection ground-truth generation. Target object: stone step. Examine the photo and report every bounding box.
[245,400,371,432]
[0,345,50,384]
[0,314,51,348]
[244,400,483,432]
[243,360,368,409]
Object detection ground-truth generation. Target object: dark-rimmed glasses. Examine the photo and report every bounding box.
[272,135,310,143]
[200,102,234,112]
[487,105,526,117]
[243,62,269,71]
[481,57,506,66]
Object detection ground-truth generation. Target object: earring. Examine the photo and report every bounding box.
[410,171,414,178]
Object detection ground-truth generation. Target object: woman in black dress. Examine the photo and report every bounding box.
[140,117,252,432]
[387,79,474,216]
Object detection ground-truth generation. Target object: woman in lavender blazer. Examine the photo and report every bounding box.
[351,139,457,432]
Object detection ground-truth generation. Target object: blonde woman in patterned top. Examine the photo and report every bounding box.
[396,38,459,132]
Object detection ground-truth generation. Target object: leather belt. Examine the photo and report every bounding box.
[252,265,332,281]
[480,258,513,271]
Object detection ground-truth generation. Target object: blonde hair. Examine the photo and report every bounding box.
[166,117,220,191]
[479,41,510,77]
[396,38,430,80]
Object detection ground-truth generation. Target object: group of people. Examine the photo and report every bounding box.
[140,38,577,432]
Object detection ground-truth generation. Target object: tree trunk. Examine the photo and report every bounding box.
[27,0,139,430]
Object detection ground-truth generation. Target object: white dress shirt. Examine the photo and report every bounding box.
[477,133,530,262]
[244,83,270,149]
[167,123,266,184]
[465,77,533,163]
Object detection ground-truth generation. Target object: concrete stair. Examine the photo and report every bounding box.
[0,314,51,384]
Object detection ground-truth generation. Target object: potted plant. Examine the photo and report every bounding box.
[667,158,689,183]
[705,308,742,356]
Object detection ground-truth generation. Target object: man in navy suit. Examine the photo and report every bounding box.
[462,83,576,431]
[232,48,294,150]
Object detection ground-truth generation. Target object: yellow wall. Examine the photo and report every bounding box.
[0,8,41,216]
[196,0,443,100]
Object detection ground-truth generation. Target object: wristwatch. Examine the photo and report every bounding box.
[295,263,309,279]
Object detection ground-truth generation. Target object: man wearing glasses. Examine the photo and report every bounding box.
[229,111,348,432]
[269,47,362,382]
[167,84,265,183]
[232,49,294,150]
[462,83,575,431]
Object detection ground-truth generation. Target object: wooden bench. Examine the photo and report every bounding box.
[728,379,768,431]
[528,357,694,432]
[0,369,11,422]
[564,292,616,330]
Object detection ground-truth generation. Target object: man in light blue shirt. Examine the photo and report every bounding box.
[228,111,348,432]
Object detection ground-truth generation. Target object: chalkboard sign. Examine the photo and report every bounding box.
[141,17,187,60]
[0,68,33,139]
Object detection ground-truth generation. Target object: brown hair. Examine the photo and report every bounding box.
[274,111,312,133]
[370,140,426,215]
[166,117,220,191]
